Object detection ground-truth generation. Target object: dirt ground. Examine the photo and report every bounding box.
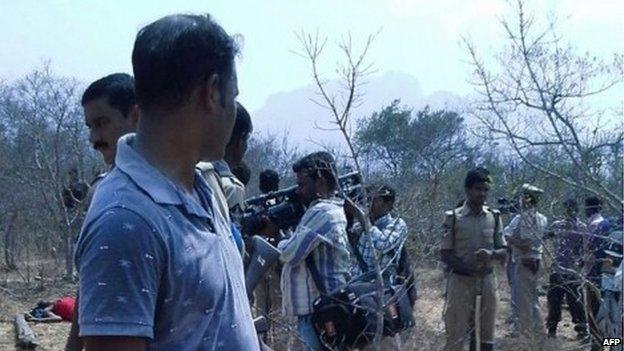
[0,278,75,351]
[0,266,598,351]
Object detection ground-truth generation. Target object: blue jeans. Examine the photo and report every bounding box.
[297,314,323,351]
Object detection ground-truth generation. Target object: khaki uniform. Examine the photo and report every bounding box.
[196,162,231,222]
[198,162,282,318]
[441,204,505,351]
[211,160,246,215]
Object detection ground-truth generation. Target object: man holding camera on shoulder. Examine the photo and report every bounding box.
[260,151,352,351]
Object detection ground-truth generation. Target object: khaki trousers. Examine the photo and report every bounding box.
[512,261,543,338]
[443,273,497,351]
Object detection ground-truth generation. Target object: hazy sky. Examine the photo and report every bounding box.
[1,0,623,112]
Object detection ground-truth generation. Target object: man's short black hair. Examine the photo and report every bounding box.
[259,169,280,193]
[292,151,338,190]
[585,196,603,210]
[228,102,253,145]
[464,167,492,189]
[231,162,251,186]
[367,183,396,204]
[132,14,240,112]
[81,73,136,117]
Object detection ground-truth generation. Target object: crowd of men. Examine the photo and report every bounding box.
[56,12,621,351]
[441,169,622,351]
[60,13,415,351]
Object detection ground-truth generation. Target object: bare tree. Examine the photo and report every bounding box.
[296,30,391,348]
[0,64,95,279]
[245,132,301,195]
[295,30,378,171]
[466,0,623,211]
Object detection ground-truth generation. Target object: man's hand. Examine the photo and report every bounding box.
[492,248,508,265]
[343,197,362,217]
[475,248,493,264]
[258,216,279,238]
[344,198,368,227]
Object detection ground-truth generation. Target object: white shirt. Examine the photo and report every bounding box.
[504,209,548,260]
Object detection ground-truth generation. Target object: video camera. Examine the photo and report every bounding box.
[241,171,364,235]
[496,197,517,214]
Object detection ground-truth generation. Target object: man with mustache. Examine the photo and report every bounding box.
[73,14,258,350]
[65,73,138,351]
[83,73,139,167]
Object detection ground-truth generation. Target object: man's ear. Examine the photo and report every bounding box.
[204,73,222,111]
[128,104,140,129]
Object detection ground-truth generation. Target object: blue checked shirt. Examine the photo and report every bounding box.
[277,198,351,316]
[352,214,408,278]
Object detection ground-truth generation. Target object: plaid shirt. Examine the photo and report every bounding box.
[352,214,408,277]
[277,198,351,316]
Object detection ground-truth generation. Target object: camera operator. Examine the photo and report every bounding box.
[348,184,407,281]
[347,183,408,350]
[259,169,280,195]
[260,152,351,351]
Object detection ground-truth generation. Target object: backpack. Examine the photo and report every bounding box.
[307,242,414,349]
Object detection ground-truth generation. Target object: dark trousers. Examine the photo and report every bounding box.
[585,283,603,351]
[546,272,587,334]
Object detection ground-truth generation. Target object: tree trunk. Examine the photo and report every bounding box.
[61,222,75,280]
[3,212,18,270]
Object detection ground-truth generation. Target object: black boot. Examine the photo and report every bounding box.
[469,336,494,351]
[547,326,557,338]
[574,325,589,342]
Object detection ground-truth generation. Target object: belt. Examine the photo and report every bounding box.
[449,268,493,277]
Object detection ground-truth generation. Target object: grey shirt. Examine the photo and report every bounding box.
[75,134,259,350]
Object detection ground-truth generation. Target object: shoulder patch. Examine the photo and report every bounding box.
[196,161,215,172]
[89,172,107,186]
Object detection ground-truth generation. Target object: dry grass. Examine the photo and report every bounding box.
[400,267,590,351]
[0,264,598,350]
[0,278,75,351]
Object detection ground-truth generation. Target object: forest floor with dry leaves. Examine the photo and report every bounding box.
[0,263,599,351]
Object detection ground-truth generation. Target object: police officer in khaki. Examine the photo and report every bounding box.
[441,168,507,351]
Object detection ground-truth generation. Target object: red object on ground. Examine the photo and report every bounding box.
[52,296,76,321]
